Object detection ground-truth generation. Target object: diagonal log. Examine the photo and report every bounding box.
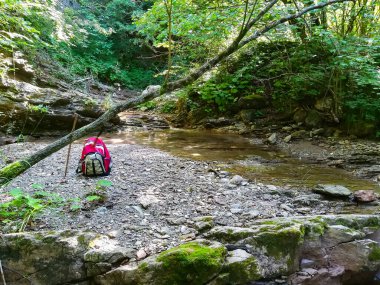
[0,0,354,186]
[0,86,161,186]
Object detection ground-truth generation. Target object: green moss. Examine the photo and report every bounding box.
[225,256,262,283]
[305,217,329,237]
[199,216,213,223]
[209,227,255,243]
[154,241,227,285]
[369,245,380,262]
[138,262,149,272]
[0,160,30,186]
[254,226,304,260]
[326,216,380,231]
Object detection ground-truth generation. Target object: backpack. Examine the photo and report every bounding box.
[76,137,112,176]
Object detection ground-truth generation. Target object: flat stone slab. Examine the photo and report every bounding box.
[313,184,352,198]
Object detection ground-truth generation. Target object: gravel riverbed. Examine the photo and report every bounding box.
[0,141,377,256]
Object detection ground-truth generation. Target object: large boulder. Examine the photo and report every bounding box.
[205,223,305,277]
[290,215,380,285]
[205,215,380,285]
[304,110,322,128]
[95,239,227,285]
[237,94,267,110]
[0,230,133,285]
[1,215,380,285]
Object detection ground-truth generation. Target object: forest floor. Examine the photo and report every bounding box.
[1,136,379,257]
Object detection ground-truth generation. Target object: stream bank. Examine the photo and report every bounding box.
[1,133,380,284]
[1,112,380,285]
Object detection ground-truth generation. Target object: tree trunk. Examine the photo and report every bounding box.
[0,0,354,186]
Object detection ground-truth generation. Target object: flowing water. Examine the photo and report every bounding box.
[104,128,380,192]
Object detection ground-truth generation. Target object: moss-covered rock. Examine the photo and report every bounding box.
[322,214,380,230]
[96,239,227,285]
[237,94,267,109]
[305,110,322,128]
[210,249,262,285]
[293,109,307,123]
[155,240,226,284]
[205,226,256,243]
[0,230,117,285]
[290,129,308,139]
[321,225,365,248]
[193,216,215,233]
[252,223,305,261]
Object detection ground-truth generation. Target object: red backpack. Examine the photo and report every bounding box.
[76,137,112,176]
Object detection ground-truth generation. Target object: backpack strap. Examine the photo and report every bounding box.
[76,159,83,174]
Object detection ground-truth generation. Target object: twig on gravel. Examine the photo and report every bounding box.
[0,260,7,285]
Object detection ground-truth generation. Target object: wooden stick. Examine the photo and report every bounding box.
[0,260,6,285]
[64,114,79,178]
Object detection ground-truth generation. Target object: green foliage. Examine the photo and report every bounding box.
[83,179,113,205]
[137,100,157,111]
[199,32,379,133]
[160,101,176,113]
[46,0,161,89]
[27,104,48,114]
[135,0,245,75]
[191,71,252,113]
[96,179,113,190]
[0,1,44,51]
[0,185,64,232]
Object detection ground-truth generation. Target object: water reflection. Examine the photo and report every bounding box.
[104,129,380,192]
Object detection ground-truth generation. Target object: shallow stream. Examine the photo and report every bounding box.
[104,129,380,192]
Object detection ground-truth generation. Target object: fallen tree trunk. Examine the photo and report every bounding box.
[0,0,354,186]
[0,86,161,186]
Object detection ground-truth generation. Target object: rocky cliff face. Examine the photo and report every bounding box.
[0,56,129,138]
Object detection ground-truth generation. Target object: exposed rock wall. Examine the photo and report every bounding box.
[0,76,120,136]
[1,215,379,285]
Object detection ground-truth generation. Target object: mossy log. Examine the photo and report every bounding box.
[0,0,351,186]
[0,86,161,186]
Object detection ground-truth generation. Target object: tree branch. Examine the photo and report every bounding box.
[240,0,353,47]
[0,86,161,186]
[166,0,352,92]
[0,0,354,185]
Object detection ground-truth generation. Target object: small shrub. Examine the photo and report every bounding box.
[160,101,176,113]
[0,186,64,232]
[137,101,157,111]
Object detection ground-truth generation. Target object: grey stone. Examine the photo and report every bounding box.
[230,175,245,185]
[268,133,277,144]
[354,190,377,203]
[313,184,352,198]
[284,135,292,143]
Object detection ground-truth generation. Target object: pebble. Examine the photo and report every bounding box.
[136,248,147,260]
